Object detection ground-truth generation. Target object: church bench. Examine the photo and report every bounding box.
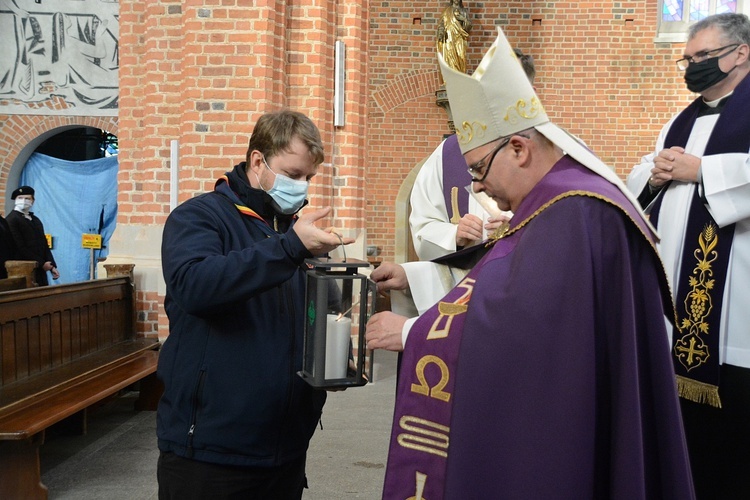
[0,276,27,292]
[0,277,161,499]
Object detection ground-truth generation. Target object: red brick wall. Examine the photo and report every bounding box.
[1,1,699,336]
[115,0,369,336]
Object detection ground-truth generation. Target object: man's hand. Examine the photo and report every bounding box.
[370,262,408,293]
[43,261,60,279]
[293,207,354,256]
[651,146,702,187]
[366,311,407,352]
[484,213,511,232]
[456,213,483,247]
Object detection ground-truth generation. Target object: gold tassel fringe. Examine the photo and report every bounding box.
[676,375,722,408]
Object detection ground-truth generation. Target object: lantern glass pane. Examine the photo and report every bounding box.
[300,258,374,388]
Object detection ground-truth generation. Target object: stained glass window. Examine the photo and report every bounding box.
[659,0,743,38]
[690,0,710,20]
[717,0,738,14]
[663,0,684,21]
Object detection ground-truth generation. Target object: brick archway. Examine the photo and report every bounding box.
[0,115,118,212]
[372,69,442,114]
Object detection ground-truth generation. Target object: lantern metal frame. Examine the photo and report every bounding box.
[298,257,376,389]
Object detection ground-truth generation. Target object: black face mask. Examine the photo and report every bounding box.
[684,55,735,93]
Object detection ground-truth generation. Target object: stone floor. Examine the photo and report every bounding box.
[40,349,398,499]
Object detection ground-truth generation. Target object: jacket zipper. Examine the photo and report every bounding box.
[186,369,206,458]
[274,278,297,461]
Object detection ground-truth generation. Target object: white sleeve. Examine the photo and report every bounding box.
[401,261,456,314]
[399,261,459,348]
[703,152,750,227]
[627,120,670,196]
[409,141,460,260]
[402,317,419,349]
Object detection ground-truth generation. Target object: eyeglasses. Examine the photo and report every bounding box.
[676,43,740,71]
[467,135,531,182]
[467,137,511,183]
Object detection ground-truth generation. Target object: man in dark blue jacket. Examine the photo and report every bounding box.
[157,109,352,499]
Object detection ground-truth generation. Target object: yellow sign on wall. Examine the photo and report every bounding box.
[82,233,102,249]
[45,234,53,248]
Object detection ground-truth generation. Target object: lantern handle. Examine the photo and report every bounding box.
[333,231,346,262]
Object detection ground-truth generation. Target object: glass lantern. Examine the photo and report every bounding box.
[298,257,377,389]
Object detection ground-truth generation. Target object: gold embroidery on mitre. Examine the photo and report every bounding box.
[504,97,543,124]
[456,121,487,145]
[674,223,718,372]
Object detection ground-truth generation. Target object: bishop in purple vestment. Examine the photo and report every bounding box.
[366,28,694,499]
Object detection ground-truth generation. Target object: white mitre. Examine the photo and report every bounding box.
[438,27,656,236]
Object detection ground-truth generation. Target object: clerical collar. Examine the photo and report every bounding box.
[698,92,733,116]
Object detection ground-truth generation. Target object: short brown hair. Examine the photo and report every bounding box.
[245,109,324,166]
[514,48,536,85]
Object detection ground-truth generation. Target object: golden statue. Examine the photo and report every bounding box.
[437,0,471,75]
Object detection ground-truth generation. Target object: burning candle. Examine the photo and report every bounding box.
[325,314,351,379]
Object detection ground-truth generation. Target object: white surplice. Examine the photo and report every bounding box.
[627,107,750,369]
[410,139,505,261]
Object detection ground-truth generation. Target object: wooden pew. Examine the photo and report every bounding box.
[0,277,161,499]
[0,276,26,292]
[4,260,38,288]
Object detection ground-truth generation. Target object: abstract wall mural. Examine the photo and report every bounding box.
[0,0,118,116]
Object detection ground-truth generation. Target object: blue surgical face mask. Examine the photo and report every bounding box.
[257,156,309,214]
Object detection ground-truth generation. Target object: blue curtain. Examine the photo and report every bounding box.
[20,153,119,284]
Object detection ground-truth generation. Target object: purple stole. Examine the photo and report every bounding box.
[381,230,520,500]
[649,74,750,407]
[441,135,471,223]
[383,156,658,499]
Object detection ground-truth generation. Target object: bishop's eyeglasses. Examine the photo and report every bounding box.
[467,134,531,182]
